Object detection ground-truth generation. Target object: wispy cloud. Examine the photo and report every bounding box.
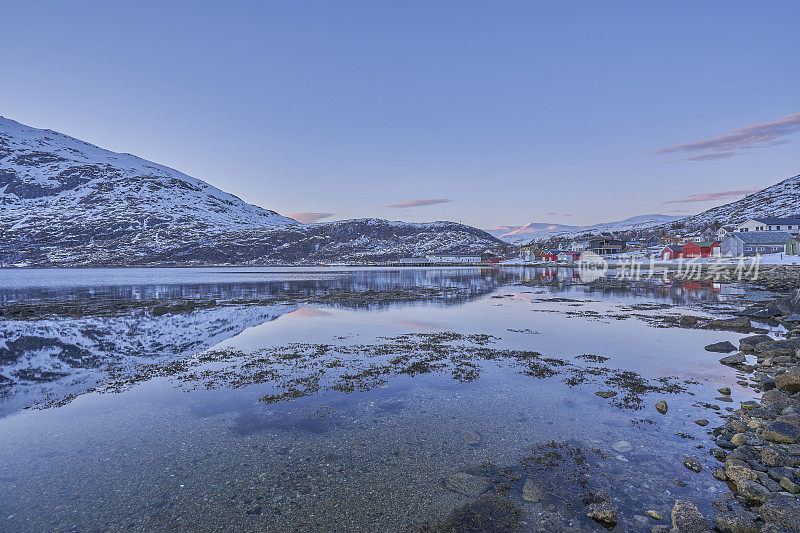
[664,186,761,204]
[383,198,451,209]
[288,212,335,224]
[654,112,800,161]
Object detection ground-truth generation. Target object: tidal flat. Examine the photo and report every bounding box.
[0,266,797,531]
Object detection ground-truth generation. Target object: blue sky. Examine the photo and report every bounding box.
[1,1,798,228]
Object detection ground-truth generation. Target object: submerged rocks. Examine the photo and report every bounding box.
[655,400,668,414]
[706,341,738,353]
[444,472,490,497]
[612,440,633,453]
[595,390,616,398]
[584,490,617,529]
[671,500,710,532]
[521,478,543,502]
[683,457,703,473]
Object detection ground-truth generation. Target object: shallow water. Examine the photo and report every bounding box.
[0,267,776,531]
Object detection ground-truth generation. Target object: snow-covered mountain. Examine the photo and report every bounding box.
[673,173,800,228]
[490,214,684,244]
[0,117,502,265]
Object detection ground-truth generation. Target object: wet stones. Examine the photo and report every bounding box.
[646,509,665,520]
[584,490,617,529]
[595,390,616,398]
[671,500,710,532]
[612,440,632,453]
[695,419,710,426]
[762,421,800,444]
[521,478,543,502]
[683,457,703,473]
[720,353,747,365]
[735,479,771,505]
[759,494,800,531]
[775,369,800,393]
[706,341,738,353]
[712,509,760,533]
[740,334,775,352]
[709,317,753,332]
[655,400,668,414]
[444,472,490,497]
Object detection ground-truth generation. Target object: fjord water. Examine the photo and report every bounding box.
[0,267,767,531]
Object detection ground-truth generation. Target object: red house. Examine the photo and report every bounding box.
[661,245,682,260]
[556,250,582,261]
[682,241,720,258]
[541,250,558,261]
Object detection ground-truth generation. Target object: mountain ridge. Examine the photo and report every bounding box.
[0,117,502,266]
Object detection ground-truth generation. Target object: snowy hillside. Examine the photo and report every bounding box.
[491,214,683,244]
[674,173,800,228]
[0,117,502,265]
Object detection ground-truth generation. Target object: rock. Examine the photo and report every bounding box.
[776,369,800,393]
[762,446,798,468]
[786,314,800,323]
[444,472,490,496]
[585,490,617,528]
[779,477,800,494]
[763,389,800,410]
[706,341,738,353]
[761,522,795,533]
[735,479,771,504]
[646,509,665,520]
[759,494,800,530]
[718,387,732,395]
[712,510,760,533]
[656,400,668,414]
[151,305,169,316]
[460,430,481,445]
[595,391,616,398]
[671,500,710,532]
[651,525,671,533]
[720,353,747,365]
[683,457,702,473]
[713,468,728,481]
[612,440,633,453]
[709,317,752,332]
[740,334,775,352]
[725,462,757,483]
[740,305,783,318]
[763,421,800,444]
[521,478,543,502]
[680,315,699,327]
[695,419,710,426]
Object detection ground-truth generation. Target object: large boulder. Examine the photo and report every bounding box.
[740,334,775,352]
[776,369,800,393]
[776,289,800,316]
[705,341,738,353]
[671,500,710,532]
[585,490,617,528]
[712,509,760,533]
[759,494,800,531]
[762,421,800,444]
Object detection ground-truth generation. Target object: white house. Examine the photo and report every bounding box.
[569,240,590,252]
[735,217,800,235]
[720,231,793,257]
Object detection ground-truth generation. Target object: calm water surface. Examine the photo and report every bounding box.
[0,267,775,531]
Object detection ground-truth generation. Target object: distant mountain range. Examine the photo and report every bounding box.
[0,117,502,266]
[487,214,684,244]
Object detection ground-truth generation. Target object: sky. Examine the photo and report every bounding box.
[1,1,798,229]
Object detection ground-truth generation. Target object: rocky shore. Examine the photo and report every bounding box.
[668,264,800,292]
[669,289,800,532]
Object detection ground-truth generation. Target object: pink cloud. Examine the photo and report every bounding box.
[654,112,800,160]
[664,186,762,204]
[288,212,335,224]
[383,198,451,209]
